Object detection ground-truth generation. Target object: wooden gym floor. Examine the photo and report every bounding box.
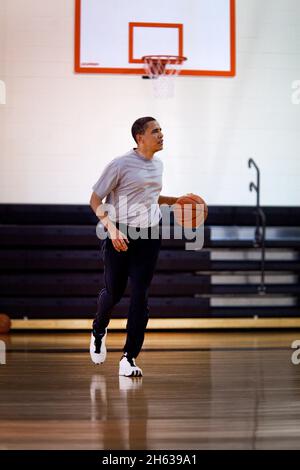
[1,330,300,450]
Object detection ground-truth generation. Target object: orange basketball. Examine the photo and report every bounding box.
[173,194,208,228]
[0,314,11,334]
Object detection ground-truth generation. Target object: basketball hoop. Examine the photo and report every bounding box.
[142,55,187,99]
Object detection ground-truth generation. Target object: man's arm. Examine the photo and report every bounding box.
[89,192,129,252]
[158,193,200,206]
[90,192,113,231]
[158,195,179,206]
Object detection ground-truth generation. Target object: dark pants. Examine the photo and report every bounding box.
[93,224,161,358]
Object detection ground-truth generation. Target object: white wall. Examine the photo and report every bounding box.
[0,0,300,205]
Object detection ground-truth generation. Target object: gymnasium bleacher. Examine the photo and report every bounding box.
[1,204,299,323]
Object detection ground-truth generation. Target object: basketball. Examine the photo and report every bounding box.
[173,194,208,228]
[0,314,11,334]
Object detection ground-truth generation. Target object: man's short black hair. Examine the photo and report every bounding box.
[131,117,156,143]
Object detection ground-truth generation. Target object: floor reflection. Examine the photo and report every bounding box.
[90,374,148,449]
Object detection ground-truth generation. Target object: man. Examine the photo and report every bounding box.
[89,117,179,377]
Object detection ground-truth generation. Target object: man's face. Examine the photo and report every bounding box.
[138,120,164,152]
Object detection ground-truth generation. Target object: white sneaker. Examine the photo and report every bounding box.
[89,329,107,364]
[119,354,143,377]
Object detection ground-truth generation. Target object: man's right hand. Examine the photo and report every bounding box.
[108,227,129,252]
[93,200,129,252]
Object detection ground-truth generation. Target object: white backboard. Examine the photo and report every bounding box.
[75,0,235,76]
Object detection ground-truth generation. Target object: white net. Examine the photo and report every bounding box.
[143,55,187,99]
